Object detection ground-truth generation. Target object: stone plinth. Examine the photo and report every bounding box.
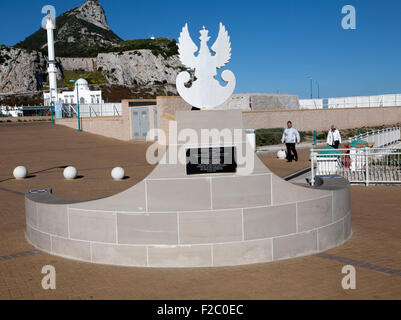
[25,111,351,267]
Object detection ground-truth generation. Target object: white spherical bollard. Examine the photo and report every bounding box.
[111,167,125,181]
[13,166,28,180]
[63,166,78,180]
[277,150,287,160]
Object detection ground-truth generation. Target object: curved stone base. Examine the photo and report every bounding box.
[25,209,351,268]
[24,111,351,267]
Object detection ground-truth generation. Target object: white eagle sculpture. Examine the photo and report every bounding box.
[176,23,236,110]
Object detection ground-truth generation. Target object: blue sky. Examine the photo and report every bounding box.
[1,0,401,98]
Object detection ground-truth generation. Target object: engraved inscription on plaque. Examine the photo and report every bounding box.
[186,147,237,175]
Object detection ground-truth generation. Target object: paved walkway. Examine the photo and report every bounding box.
[258,149,311,179]
[0,123,400,300]
[257,141,327,154]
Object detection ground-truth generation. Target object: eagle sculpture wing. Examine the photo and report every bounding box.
[211,22,232,69]
[178,23,198,70]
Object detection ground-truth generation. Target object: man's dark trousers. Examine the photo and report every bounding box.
[286,143,298,162]
[331,141,340,149]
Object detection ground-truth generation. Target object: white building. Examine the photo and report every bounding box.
[43,79,103,106]
[0,106,23,117]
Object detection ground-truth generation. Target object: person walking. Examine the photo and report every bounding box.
[281,121,301,162]
[327,125,342,149]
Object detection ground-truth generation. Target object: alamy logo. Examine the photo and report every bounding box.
[146,123,255,175]
[341,265,356,290]
[41,265,56,290]
[341,5,356,30]
[41,5,56,29]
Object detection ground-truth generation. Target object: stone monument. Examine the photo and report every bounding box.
[24,23,351,267]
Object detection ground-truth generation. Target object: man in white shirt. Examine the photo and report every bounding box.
[327,125,342,149]
[281,121,301,162]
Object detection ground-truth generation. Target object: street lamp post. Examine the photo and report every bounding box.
[307,76,313,99]
[51,102,54,124]
[76,82,82,132]
[70,79,82,132]
[315,80,320,99]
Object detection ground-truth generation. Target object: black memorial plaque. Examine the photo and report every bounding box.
[186,146,237,175]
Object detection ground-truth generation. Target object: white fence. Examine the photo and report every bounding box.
[310,126,401,185]
[79,103,122,117]
[348,126,401,148]
[300,94,401,109]
[62,103,122,118]
[310,147,401,186]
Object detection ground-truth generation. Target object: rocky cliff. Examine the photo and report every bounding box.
[0,46,181,98]
[2,0,182,98]
[0,46,61,94]
[17,0,121,57]
[58,57,97,71]
[97,50,182,86]
[72,0,111,31]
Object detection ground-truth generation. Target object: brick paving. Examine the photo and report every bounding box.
[0,122,400,300]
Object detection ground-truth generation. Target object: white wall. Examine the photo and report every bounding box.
[300,94,401,109]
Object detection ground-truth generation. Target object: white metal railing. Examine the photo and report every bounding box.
[62,104,78,118]
[79,103,122,117]
[61,103,122,118]
[300,94,401,109]
[310,147,401,186]
[349,126,401,148]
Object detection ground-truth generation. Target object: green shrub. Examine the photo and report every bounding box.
[60,70,106,87]
[345,131,358,138]
[256,128,319,146]
[105,38,178,58]
[255,128,284,146]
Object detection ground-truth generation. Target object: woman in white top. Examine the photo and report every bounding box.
[327,125,342,149]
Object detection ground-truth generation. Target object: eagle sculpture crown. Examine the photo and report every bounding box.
[176,23,236,110]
